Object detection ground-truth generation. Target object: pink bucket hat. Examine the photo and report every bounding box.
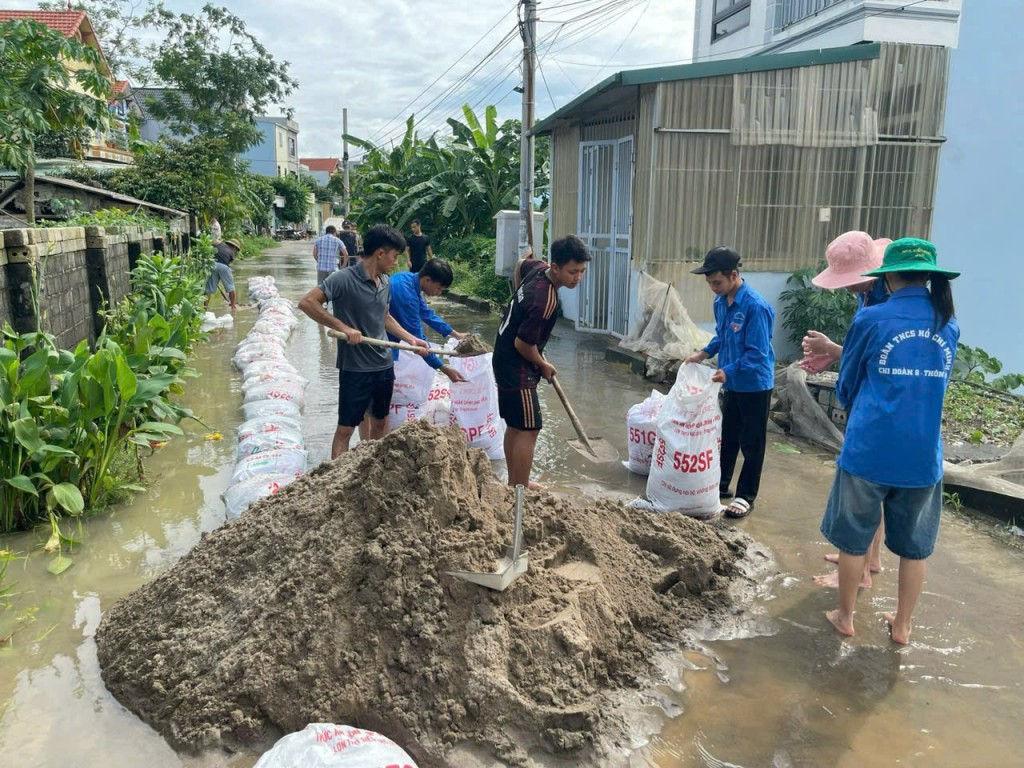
[812,231,883,290]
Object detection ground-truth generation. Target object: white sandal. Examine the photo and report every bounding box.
[724,498,752,519]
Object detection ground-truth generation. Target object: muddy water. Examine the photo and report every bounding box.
[2,242,1022,767]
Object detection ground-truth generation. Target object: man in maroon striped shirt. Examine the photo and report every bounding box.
[493,235,590,488]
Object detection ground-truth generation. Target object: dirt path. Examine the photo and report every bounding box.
[96,421,765,766]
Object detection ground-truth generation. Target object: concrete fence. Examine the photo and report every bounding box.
[0,226,190,349]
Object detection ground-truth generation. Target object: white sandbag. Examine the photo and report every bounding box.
[388,350,440,431]
[251,319,293,340]
[424,376,452,427]
[646,364,723,516]
[238,415,303,442]
[242,359,300,382]
[447,351,504,460]
[242,370,309,394]
[242,399,302,420]
[237,430,305,460]
[230,448,306,484]
[253,723,417,768]
[244,380,306,408]
[200,312,234,332]
[241,331,288,349]
[232,344,287,370]
[223,474,295,520]
[625,390,666,475]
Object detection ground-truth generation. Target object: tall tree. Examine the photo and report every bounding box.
[0,19,112,224]
[37,0,168,84]
[146,4,298,154]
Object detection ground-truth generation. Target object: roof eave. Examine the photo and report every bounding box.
[530,42,882,136]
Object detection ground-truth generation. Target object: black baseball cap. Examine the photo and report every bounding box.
[691,246,741,275]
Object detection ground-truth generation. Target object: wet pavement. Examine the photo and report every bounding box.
[1,241,1022,767]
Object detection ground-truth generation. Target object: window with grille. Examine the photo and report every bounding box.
[712,0,751,41]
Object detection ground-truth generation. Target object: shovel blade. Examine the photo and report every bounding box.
[568,438,619,463]
[446,554,528,591]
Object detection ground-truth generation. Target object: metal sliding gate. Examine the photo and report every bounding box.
[576,136,634,337]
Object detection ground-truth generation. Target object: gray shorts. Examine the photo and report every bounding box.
[820,468,943,560]
[317,269,335,286]
[205,262,235,294]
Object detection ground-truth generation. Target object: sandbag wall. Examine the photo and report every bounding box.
[222,276,309,519]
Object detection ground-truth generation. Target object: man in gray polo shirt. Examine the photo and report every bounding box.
[298,224,428,458]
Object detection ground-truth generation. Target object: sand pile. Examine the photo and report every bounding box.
[96,421,760,766]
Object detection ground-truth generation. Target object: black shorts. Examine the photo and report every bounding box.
[498,388,542,431]
[338,367,395,427]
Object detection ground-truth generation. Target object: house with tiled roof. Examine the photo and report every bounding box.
[299,157,341,186]
[0,9,133,166]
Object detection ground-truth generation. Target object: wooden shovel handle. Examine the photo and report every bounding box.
[549,376,597,454]
[326,329,452,356]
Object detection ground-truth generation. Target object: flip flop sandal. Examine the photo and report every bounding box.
[724,498,752,519]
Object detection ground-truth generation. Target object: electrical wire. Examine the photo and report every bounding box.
[367,5,518,144]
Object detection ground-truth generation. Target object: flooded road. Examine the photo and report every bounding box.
[1,242,1022,767]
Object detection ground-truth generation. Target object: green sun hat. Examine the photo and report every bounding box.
[862,237,960,279]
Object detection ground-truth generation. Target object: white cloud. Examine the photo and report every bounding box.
[1,0,695,156]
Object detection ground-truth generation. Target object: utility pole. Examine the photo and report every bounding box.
[518,0,537,256]
[342,107,350,216]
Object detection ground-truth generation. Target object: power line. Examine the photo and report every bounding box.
[578,0,650,91]
[367,5,518,144]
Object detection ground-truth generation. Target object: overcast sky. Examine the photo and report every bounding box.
[2,0,696,157]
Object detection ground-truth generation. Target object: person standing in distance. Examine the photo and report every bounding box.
[313,225,349,286]
[493,235,591,489]
[405,218,433,273]
[684,247,775,519]
[298,224,429,459]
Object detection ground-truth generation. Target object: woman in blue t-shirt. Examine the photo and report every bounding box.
[819,238,959,644]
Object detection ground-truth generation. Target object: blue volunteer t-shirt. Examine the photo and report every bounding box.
[702,281,776,392]
[836,286,960,487]
[387,270,454,370]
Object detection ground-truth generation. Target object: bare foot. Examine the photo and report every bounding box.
[824,552,882,573]
[527,481,547,491]
[812,571,872,589]
[883,612,911,645]
[825,609,855,637]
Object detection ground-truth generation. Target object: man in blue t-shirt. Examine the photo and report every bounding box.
[387,259,468,383]
[684,247,776,519]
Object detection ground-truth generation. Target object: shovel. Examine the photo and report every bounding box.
[550,375,620,463]
[327,328,456,357]
[446,484,529,591]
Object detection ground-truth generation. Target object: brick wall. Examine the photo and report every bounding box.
[0,226,169,348]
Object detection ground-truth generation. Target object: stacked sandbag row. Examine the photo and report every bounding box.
[222,277,309,519]
[389,340,505,460]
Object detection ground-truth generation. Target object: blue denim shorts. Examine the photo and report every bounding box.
[820,468,943,560]
[205,261,235,294]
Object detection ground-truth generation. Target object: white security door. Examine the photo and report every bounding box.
[576,137,634,336]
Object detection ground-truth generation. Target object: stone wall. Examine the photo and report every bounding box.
[0,226,170,348]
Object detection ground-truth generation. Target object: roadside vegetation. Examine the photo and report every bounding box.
[345,104,549,304]
[0,234,212,542]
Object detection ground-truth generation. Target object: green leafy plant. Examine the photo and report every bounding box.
[0,242,208,534]
[943,491,963,512]
[779,262,859,349]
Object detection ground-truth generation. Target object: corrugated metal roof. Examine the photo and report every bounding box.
[0,10,86,36]
[0,175,188,218]
[532,43,883,135]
